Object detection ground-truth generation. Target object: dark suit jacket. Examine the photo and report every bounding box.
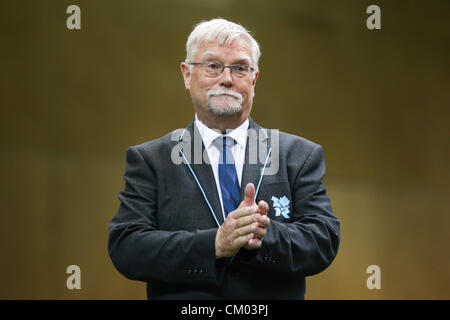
[108,117,340,299]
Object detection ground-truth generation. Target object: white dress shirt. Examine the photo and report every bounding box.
[195,114,249,220]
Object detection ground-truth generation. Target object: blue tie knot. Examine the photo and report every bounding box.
[222,135,234,147]
[217,135,236,165]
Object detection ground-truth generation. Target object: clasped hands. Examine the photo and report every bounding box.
[215,183,270,259]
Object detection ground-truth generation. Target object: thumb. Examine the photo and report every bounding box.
[239,183,256,208]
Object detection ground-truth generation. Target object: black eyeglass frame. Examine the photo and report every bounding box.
[188,61,255,77]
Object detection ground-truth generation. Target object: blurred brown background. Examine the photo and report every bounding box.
[0,0,449,299]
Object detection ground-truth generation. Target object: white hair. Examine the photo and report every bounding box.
[185,18,261,71]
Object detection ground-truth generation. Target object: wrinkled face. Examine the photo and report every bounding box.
[181,37,258,122]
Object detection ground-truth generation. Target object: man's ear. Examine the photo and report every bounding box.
[252,70,259,86]
[180,62,191,90]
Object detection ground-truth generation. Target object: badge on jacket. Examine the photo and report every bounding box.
[271,195,290,219]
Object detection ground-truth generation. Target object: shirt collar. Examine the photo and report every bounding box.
[195,113,249,149]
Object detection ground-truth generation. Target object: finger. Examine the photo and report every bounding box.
[238,183,255,209]
[235,213,261,228]
[234,221,261,238]
[246,238,262,249]
[231,204,259,220]
[244,183,255,206]
[251,226,267,239]
[233,233,254,249]
[257,216,271,228]
[257,200,269,215]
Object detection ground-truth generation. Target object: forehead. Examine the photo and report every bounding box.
[194,38,253,64]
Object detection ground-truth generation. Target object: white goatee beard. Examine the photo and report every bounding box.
[207,90,243,116]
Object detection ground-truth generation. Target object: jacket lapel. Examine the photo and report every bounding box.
[240,117,269,202]
[181,121,224,226]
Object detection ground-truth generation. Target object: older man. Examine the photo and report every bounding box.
[108,18,340,299]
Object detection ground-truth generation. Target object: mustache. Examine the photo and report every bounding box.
[207,90,243,102]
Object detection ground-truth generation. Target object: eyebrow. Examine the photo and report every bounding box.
[201,51,252,65]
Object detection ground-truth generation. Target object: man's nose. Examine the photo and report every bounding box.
[219,67,233,87]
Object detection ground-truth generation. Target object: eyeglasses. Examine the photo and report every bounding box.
[188,61,255,78]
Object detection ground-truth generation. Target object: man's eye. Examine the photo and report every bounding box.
[231,65,248,72]
[207,63,220,70]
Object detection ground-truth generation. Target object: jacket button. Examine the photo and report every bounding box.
[199,269,204,274]
[187,269,192,274]
[194,268,198,274]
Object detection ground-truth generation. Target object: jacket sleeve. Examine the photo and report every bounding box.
[108,146,223,285]
[239,144,340,278]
